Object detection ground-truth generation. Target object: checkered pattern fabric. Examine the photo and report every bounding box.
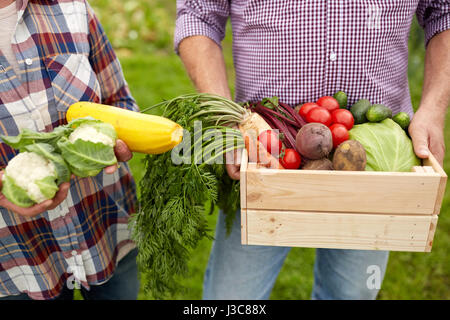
[175,0,450,116]
[0,0,138,300]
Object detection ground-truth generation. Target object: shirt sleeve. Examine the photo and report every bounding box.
[174,0,231,53]
[416,0,450,46]
[85,2,139,112]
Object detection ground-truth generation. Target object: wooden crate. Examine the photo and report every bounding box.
[240,149,447,252]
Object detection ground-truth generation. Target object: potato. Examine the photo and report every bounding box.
[302,158,334,170]
[296,123,333,159]
[332,140,367,171]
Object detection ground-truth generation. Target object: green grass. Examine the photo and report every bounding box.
[88,0,450,300]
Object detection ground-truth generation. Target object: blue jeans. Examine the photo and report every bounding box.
[0,248,140,300]
[203,210,389,300]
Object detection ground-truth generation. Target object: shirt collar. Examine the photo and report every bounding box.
[16,0,56,22]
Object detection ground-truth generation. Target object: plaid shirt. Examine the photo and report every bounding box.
[0,0,138,299]
[175,0,450,116]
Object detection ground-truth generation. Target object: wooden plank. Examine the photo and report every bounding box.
[246,210,433,252]
[240,149,248,210]
[412,166,425,173]
[246,167,441,214]
[241,209,248,245]
[423,154,447,215]
[425,215,438,252]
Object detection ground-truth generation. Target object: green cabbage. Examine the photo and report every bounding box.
[349,118,420,172]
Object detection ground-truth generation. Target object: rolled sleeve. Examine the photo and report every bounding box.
[174,0,230,53]
[417,0,450,46]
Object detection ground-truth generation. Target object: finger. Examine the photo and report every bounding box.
[104,164,118,174]
[114,139,133,162]
[46,182,71,210]
[2,199,53,217]
[429,135,446,167]
[408,126,429,159]
[226,163,241,180]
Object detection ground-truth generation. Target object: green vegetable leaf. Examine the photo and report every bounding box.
[23,143,71,184]
[35,176,59,202]
[57,137,117,178]
[0,127,69,150]
[1,174,35,208]
[349,118,420,172]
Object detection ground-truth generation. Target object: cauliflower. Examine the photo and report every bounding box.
[69,123,115,147]
[2,151,58,206]
[1,143,70,208]
[57,119,118,178]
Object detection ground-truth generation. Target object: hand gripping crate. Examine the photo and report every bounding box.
[239,149,447,252]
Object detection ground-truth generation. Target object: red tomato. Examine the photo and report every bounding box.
[305,107,332,126]
[331,109,354,130]
[280,148,302,169]
[316,96,340,112]
[258,130,283,155]
[299,102,319,120]
[329,123,349,148]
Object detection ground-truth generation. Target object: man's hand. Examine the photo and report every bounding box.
[409,107,446,166]
[0,171,71,217]
[104,139,133,174]
[179,36,237,179]
[410,29,450,167]
[226,148,242,180]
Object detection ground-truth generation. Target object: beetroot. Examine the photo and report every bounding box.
[295,123,333,159]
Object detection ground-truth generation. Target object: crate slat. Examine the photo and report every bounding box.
[246,209,435,252]
[423,154,447,215]
[245,166,441,214]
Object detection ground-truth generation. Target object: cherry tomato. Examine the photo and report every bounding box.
[305,107,332,126]
[331,109,354,130]
[329,123,349,148]
[316,96,340,112]
[280,148,302,169]
[298,102,319,120]
[258,130,282,155]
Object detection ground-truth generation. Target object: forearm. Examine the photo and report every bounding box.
[409,29,450,164]
[178,35,232,99]
[419,29,450,117]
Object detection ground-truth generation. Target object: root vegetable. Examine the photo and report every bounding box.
[332,140,367,171]
[295,123,333,159]
[302,158,334,170]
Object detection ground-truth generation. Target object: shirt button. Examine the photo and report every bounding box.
[25,58,33,66]
[330,52,337,61]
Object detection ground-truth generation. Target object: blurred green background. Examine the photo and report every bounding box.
[89,0,449,300]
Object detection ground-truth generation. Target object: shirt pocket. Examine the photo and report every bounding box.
[43,53,102,112]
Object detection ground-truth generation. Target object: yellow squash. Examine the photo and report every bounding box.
[66,102,183,154]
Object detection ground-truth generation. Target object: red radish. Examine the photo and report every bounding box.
[280,148,302,169]
[331,109,354,130]
[316,96,340,112]
[299,102,319,119]
[306,107,332,126]
[258,130,283,156]
[238,113,284,169]
[329,123,349,148]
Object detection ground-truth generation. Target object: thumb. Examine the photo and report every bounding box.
[409,126,429,159]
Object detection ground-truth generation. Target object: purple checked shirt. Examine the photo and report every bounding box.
[175,0,450,116]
